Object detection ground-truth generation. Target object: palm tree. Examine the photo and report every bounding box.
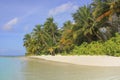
[44,17,58,43]
[73,6,103,42]
[59,21,74,53]
[91,0,120,40]
[43,17,60,55]
[61,21,73,40]
[33,25,50,46]
[92,0,120,22]
[23,33,36,55]
[23,34,31,47]
[32,24,52,55]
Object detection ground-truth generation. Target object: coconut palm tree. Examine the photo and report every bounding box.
[91,0,120,40]
[92,0,120,22]
[43,17,60,55]
[33,25,50,46]
[59,21,75,53]
[44,17,59,44]
[23,33,36,55]
[32,24,52,55]
[23,34,31,47]
[73,6,103,42]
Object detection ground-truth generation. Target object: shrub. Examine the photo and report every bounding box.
[104,33,120,56]
[71,33,120,56]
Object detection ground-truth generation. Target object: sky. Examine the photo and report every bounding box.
[0,0,92,56]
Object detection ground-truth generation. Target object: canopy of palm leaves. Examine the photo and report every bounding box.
[23,0,120,56]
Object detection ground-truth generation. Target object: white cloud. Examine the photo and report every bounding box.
[48,2,79,16]
[2,17,19,31]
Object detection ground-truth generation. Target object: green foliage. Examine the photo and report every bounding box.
[72,33,120,56]
[71,33,120,56]
[23,17,61,55]
[72,41,104,55]
[104,33,120,56]
[23,0,120,56]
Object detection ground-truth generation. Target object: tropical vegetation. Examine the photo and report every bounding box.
[23,0,120,56]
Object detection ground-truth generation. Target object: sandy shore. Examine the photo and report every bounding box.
[29,55,120,67]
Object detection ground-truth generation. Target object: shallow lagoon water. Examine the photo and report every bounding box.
[0,57,120,80]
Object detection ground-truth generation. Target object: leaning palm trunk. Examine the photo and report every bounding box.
[96,10,113,22]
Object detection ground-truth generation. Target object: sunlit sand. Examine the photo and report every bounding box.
[30,55,120,67]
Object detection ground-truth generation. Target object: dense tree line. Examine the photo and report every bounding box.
[23,0,120,56]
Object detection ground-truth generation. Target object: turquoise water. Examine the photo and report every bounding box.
[0,57,120,80]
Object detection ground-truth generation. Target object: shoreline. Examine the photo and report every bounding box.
[29,55,120,67]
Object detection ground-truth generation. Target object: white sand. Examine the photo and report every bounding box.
[29,55,120,67]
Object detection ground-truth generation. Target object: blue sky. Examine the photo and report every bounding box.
[0,0,92,56]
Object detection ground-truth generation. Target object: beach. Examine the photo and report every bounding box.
[29,55,120,67]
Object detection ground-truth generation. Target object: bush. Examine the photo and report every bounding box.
[71,33,120,56]
[72,41,105,55]
[104,33,120,56]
